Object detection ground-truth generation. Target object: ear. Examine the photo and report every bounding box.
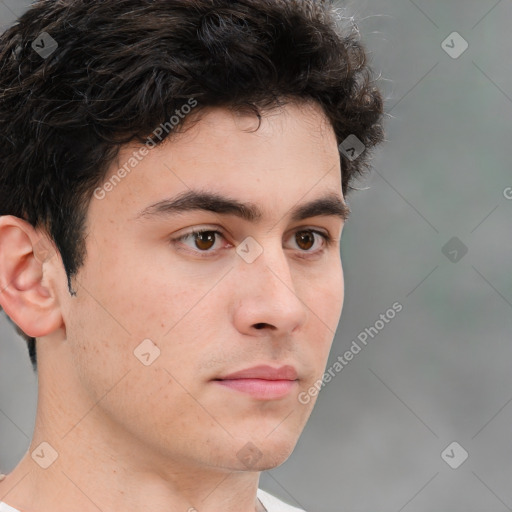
[0,215,63,338]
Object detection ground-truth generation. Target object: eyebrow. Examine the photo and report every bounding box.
[135,190,350,223]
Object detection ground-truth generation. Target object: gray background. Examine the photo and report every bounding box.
[1,1,512,511]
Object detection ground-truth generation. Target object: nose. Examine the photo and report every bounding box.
[230,241,308,337]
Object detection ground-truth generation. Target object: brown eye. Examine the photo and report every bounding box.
[295,230,315,251]
[194,231,217,250]
[173,228,232,256]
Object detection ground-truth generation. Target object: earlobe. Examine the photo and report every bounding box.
[0,215,63,338]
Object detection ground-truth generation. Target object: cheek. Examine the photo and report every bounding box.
[302,258,344,331]
[330,262,345,321]
[63,286,208,441]
[293,261,343,375]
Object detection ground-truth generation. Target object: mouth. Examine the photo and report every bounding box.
[213,378,298,400]
[213,365,299,400]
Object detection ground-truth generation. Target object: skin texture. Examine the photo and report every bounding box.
[0,100,346,512]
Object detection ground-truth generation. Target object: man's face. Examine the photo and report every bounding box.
[57,100,346,472]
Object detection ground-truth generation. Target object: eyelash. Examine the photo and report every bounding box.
[172,228,335,259]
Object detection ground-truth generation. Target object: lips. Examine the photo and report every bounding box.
[214,365,298,381]
[213,365,299,400]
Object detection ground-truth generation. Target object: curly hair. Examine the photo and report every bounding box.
[0,0,384,371]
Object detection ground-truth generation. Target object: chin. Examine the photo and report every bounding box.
[260,446,297,470]
[236,436,299,471]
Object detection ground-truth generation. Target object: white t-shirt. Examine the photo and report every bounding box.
[257,488,307,511]
[0,504,18,512]
[0,488,306,512]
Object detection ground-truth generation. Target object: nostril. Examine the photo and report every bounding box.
[254,323,266,329]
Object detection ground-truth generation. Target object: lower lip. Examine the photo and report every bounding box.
[214,379,298,400]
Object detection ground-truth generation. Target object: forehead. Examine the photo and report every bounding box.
[92,101,342,222]
[117,99,337,167]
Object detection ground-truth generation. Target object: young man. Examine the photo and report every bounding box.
[0,1,384,510]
